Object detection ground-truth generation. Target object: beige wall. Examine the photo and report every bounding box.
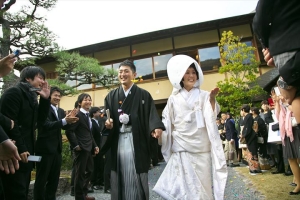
[94,46,130,63]
[59,73,225,111]
[174,30,219,49]
[219,24,252,38]
[132,38,173,56]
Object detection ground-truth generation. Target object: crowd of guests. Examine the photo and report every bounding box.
[217,95,300,195]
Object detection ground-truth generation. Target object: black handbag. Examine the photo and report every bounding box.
[272,123,279,131]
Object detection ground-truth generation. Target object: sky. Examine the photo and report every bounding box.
[9,0,259,50]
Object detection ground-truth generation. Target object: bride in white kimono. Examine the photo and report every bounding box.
[153,55,227,200]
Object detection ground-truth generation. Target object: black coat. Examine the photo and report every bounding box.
[252,0,300,56]
[36,106,68,155]
[242,113,257,144]
[66,111,97,152]
[0,83,50,171]
[101,84,165,173]
[224,119,238,141]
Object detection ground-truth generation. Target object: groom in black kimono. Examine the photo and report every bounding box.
[101,59,165,200]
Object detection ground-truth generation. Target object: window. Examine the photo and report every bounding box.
[95,64,117,88]
[243,41,253,64]
[153,54,172,78]
[198,46,221,72]
[113,62,121,71]
[102,64,112,70]
[133,57,153,80]
[76,75,92,90]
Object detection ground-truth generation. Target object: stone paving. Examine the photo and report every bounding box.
[57,162,263,200]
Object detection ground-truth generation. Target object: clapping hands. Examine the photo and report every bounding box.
[65,108,79,124]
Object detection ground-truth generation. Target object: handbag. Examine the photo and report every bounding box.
[240,137,246,144]
[238,139,247,149]
[272,123,279,131]
[228,143,235,160]
[228,150,234,160]
[268,122,281,144]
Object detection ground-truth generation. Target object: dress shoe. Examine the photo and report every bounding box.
[271,170,284,174]
[85,196,96,200]
[104,189,111,194]
[230,163,240,167]
[270,164,276,168]
[284,171,293,176]
[87,187,94,193]
[92,185,103,190]
[289,191,300,195]
[249,170,262,175]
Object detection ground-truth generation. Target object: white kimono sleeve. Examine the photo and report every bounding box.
[160,97,174,163]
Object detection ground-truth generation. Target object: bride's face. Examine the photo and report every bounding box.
[182,67,198,91]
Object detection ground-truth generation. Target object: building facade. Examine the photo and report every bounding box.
[38,13,273,113]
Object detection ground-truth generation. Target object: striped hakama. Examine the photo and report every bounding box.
[111,126,149,200]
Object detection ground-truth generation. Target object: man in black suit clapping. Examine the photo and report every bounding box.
[34,87,78,200]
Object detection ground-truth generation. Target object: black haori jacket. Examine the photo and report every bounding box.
[101,84,165,173]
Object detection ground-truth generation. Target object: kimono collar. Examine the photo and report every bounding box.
[167,55,204,95]
[122,83,134,97]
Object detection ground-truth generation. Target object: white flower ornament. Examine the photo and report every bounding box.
[119,113,129,132]
[119,113,129,124]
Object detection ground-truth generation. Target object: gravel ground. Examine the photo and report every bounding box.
[57,162,263,200]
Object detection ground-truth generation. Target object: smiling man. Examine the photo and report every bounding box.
[0,66,51,199]
[66,93,99,200]
[34,87,78,200]
[101,59,165,200]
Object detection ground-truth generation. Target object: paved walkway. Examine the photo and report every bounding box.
[57,162,263,200]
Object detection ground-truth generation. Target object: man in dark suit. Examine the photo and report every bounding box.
[0,66,50,199]
[89,107,103,190]
[222,112,240,167]
[98,110,111,193]
[66,93,99,200]
[34,87,78,200]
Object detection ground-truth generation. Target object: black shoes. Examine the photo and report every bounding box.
[104,189,111,194]
[284,171,293,176]
[249,170,262,175]
[290,182,297,186]
[70,190,75,196]
[229,163,240,167]
[289,191,300,195]
[87,186,94,193]
[92,185,103,190]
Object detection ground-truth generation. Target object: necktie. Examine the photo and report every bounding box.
[54,107,59,119]
[86,113,91,129]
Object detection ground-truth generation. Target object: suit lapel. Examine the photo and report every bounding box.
[50,107,59,120]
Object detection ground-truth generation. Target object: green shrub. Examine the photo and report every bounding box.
[61,141,73,170]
